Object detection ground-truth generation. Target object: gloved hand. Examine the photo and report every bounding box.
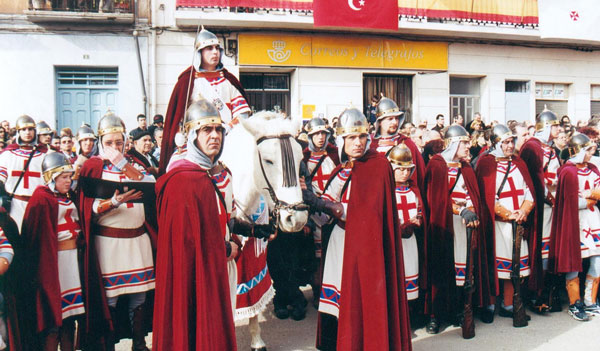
[323,200,344,221]
[400,222,418,238]
[460,208,479,228]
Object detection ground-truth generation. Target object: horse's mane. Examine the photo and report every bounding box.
[243,111,301,139]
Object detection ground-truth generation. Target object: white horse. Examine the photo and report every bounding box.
[221,111,309,351]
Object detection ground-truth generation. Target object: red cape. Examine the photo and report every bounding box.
[153,159,237,351]
[370,135,426,194]
[518,138,548,291]
[476,154,539,297]
[302,143,340,165]
[424,155,489,318]
[317,150,412,351]
[77,157,157,344]
[158,66,247,175]
[549,162,600,273]
[1,207,26,351]
[1,143,48,154]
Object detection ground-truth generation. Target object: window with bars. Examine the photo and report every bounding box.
[57,67,119,87]
[450,77,480,124]
[240,73,290,114]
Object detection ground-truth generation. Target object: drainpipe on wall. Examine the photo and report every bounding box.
[133,0,148,116]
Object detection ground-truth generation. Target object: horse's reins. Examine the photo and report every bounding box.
[255,134,309,231]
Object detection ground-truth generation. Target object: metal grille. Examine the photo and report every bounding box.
[57,67,118,88]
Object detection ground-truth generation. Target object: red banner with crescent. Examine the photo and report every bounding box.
[313,0,398,30]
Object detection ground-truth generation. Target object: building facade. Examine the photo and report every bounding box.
[2,1,600,131]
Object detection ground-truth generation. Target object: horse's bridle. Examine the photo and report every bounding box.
[255,134,309,229]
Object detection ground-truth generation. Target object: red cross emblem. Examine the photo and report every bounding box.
[57,208,80,239]
[311,158,330,193]
[11,159,41,189]
[570,11,579,21]
[396,195,417,222]
[117,173,134,208]
[498,177,525,210]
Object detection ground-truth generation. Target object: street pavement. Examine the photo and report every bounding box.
[117,288,600,350]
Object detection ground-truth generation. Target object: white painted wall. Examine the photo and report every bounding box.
[0,32,148,132]
[448,43,600,125]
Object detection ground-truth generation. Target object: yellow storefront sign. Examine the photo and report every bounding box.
[239,33,447,71]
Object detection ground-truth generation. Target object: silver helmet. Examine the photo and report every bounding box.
[195,27,220,51]
[306,117,329,136]
[444,125,470,148]
[376,97,404,121]
[97,112,125,137]
[77,125,96,141]
[42,152,74,183]
[566,133,593,159]
[36,121,53,135]
[535,105,559,132]
[336,108,369,137]
[491,124,516,146]
[16,115,36,131]
[184,98,222,134]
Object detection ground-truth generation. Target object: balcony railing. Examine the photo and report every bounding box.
[29,0,133,13]
[26,0,134,23]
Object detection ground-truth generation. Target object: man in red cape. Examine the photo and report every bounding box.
[424,125,488,335]
[519,108,561,312]
[159,27,249,175]
[476,124,537,322]
[550,133,600,321]
[315,108,411,351]
[153,99,237,350]
[369,97,425,192]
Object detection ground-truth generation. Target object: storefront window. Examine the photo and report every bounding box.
[591,85,600,117]
[362,74,412,123]
[240,73,290,115]
[450,77,480,124]
[535,82,569,117]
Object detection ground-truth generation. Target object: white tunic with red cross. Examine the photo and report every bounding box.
[307,151,338,258]
[576,165,600,258]
[318,165,353,318]
[208,164,239,315]
[494,160,532,279]
[448,164,472,287]
[92,163,155,298]
[56,196,85,319]
[373,134,401,155]
[541,144,560,259]
[0,146,46,232]
[191,70,251,125]
[395,185,421,300]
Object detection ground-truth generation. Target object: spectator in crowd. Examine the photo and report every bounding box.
[0,140,5,151]
[560,115,571,127]
[129,114,148,137]
[0,120,9,132]
[578,126,600,168]
[50,134,61,152]
[418,120,428,130]
[60,133,77,164]
[421,139,444,166]
[127,129,159,176]
[527,124,536,137]
[452,114,464,126]
[0,127,6,143]
[148,114,164,142]
[152,127,163,160]
[470,120,483,132]
[509,122,531,153]
[401,121,415,136]
[411,127,425,152]
[367,94,379,124]
[60,127,73,138]
[431,114,445,133]
[8,128,17,144]
[466,112,485,133]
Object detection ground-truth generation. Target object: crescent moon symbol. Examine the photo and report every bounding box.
[348,0,361,11]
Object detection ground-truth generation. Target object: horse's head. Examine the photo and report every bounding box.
[241,111,308,232]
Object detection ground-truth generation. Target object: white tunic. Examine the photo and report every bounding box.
[449,165,471,287]
[307,152,337,258]
[191,71,251,124]
[541,144,560,259]
[576,165,600,258]
[0,147,46,231]
[395,185,420,300]
[318,166,352,318]
[92,163,155,298]
[56,197,85,319]
[494,160,533,279]
[373,134,401,155]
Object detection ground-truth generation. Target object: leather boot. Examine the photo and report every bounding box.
[566,277,581,305]
[131,305,150,351]
[43,330,60,351]
[59,319,76,351]
[549,274,563,312]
